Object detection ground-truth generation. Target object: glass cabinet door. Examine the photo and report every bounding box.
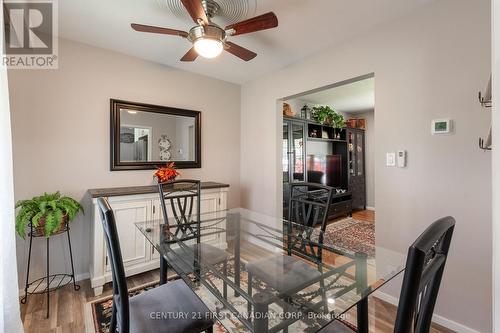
[348,131,355,176]
[291,123,305,182]
[356,132,363,176]
[283,123,290,183]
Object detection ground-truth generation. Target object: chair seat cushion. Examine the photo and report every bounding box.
[127,279,213,333]
[246,254,321,294]
[166,243,229,273]
[319,320,355,333]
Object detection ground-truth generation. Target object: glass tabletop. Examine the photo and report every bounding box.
[136,208,405,333]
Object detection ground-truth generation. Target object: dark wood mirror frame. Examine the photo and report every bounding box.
[110,99,201,171]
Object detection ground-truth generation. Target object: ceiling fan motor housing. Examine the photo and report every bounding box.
[188,24,226,44]
[201,0,220,18]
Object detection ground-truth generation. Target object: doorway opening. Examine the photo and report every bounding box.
[281,74,375,236]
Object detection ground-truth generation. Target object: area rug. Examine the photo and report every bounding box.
[84,277,231,333]
[323,218,375,257]
[84,261,356,333]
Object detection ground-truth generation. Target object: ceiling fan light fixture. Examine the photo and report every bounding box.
[132,0,278,62]
[194,38,223,58]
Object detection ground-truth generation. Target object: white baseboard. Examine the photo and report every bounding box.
[373,291,481,333]
[366,206,375,211]
[75,272,90,282]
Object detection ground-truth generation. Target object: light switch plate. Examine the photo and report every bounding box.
[386,153,396,167]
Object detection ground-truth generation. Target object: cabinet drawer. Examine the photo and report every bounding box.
[328,200,352,219]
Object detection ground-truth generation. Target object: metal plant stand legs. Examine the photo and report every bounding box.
[46,238,49,318]
[20,225,80,318]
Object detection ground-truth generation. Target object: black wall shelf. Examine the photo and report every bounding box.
[282,116,348,141]
[307,137,346,143]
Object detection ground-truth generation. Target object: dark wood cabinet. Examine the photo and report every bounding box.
[347,128,366,209]
[282,116,356,220]
[282,119,307,217]
[327,192,353,220]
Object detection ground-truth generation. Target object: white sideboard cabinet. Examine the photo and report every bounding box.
[88,183,229,296]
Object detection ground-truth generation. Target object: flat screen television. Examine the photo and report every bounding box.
[306,154,343,188]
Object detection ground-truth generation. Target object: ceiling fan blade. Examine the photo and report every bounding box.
[225,42,257,61]
[225,12,278,36]
[131,23,188,38]
[181,0,209,25]
[180,47,198,62]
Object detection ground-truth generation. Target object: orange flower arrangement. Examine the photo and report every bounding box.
[154,162,180,183]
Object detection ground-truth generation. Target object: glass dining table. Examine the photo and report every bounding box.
[136,208,406,333]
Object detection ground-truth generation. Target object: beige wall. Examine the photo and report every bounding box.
[493,0,500,329]
[241,0,491,331]
[9,38,241,285]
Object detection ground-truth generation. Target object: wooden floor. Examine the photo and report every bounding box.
[20,209,454,333]
[347,209,375,223]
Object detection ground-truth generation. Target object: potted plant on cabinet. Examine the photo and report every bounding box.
[332,112,346,129]
[312,105,336,125]
[15,192,84,238]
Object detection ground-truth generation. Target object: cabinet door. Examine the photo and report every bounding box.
[151,199,162,259]
[283,122,290,183]
[152,192,222,248]
[199,191,220,213]
[290,122,305,182]
[348,130,356,177]
[199,192,223,243]
[283,121,305,218]
[356,132,364,176]
[106,200,151,271]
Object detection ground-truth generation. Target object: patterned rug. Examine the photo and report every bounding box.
[84,261,356,333]
[323,218,375,257]
[84,277,230,333]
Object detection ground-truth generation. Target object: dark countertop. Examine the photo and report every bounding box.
[88,182,230,198]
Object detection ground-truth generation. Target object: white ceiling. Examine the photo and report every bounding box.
[301,77,374,113]
[59,0,434,84]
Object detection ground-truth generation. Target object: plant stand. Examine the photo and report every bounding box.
[20,224,80,318]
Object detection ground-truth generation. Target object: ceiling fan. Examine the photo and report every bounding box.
[131,0,278,61]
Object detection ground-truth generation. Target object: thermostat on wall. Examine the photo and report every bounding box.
[397,150,406,168]
[431,119,452,134]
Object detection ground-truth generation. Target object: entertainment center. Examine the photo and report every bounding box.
[282,115,366,221]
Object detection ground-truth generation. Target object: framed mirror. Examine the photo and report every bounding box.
[110,99,201,170]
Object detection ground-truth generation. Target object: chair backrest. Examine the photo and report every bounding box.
[394,216,455,333]
[288,182,333,230]
[286,182,333,262]
[157,179,201,242]
[96,197,130,332]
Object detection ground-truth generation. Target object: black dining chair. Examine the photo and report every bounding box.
[157,180,229,288]
[96,197,214,333]
[246,183,334,311]
[321,216,455,333]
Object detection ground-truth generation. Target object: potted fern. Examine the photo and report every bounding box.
[15,192,84,238]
